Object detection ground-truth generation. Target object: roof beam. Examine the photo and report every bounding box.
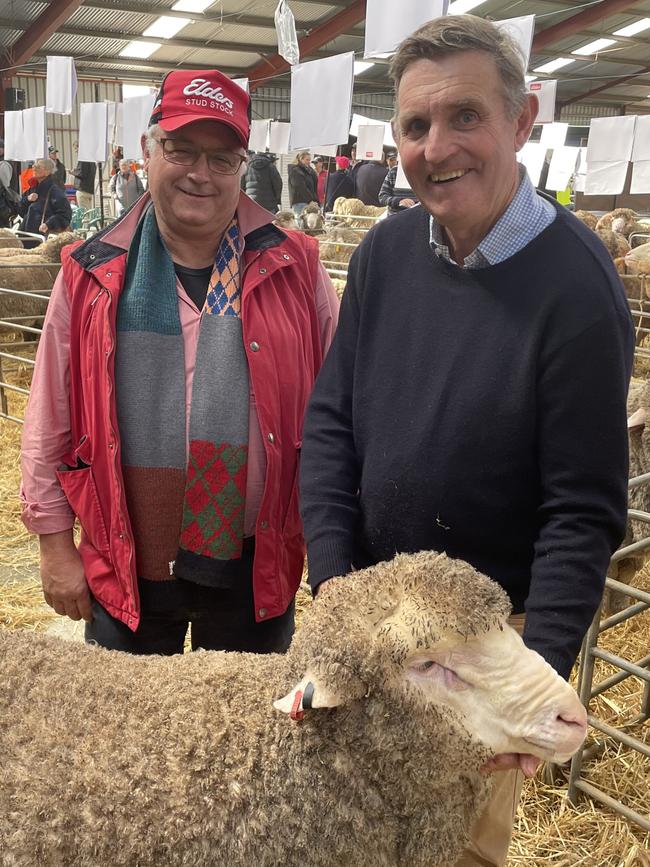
[559,63,650,106]
[78,0,361,34]
[532,47,650,68]
[32,48,239,76]
[7,0,84,68]
[248,0,366,90]
[532,0,647,51]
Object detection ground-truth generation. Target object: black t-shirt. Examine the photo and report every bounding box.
[174,262,213,310]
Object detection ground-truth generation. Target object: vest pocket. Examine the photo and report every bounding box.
[56,459,111,555]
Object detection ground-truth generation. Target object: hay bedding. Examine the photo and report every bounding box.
[1,360,649,862]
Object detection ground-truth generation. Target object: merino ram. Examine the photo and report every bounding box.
[0,550,587,867]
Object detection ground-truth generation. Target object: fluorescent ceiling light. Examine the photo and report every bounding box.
[613,17,650,37]
[143,16,191,39]
[533,57,576,74]
[119,40,161,58]
[354,61,374,76]
[572,38,617,55]
[448,0,486,13]
[172,0,213,11]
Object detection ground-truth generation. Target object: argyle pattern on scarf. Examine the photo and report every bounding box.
[116,207,250,587]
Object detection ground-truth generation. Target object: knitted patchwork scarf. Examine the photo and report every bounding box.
[115,205,249,586]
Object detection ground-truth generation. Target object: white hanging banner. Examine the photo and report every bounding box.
[516,141,546,186]
[115,103,124,147]
[249,119,271,152]
[495,15,535,70]
[587,116,636,163]
[232,77,249,93]
[527,80,557,124]
[4,111,24,161]
[364,0,448,59]
[631,115,650,161]
[631,160,650,194]
[395,160,410,189]
[268,121,291,154]
[289,53,354,150]
[78,103,108,162]
[46,56,77,115]
[311,144,338,157]
[585,161,629,195]
[350,112,395,147]
[122,91,157,159]
[106,102,118,143]
[574,147,588,192]
[357,125,385,161]
[539,122,568,150]
[22,106,48,160]
[545,146,580,191]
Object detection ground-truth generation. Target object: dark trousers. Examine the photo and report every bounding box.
[85,550,295,655]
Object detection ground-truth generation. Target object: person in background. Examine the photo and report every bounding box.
[20,163,35,193]
[111,146,124,176]
[109,158,145,217]
[324,155,355,212]
[0,139,12,189]
[354,153,388,207]
[244,151,282,213]
[312,156,329,206]
[386,151,398,170]
[18,157,71,239]
[379,161,418,214]
[48,146,67,190]
[21,67,338,659]
[288,150,318,218]
[71,142,96,211]
[299,15,633,867]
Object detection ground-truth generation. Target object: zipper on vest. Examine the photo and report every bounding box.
[101,285,137,619]
[90,286,106,306]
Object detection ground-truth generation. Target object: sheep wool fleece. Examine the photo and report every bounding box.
[0,551,507,867]
[301,202,634,680]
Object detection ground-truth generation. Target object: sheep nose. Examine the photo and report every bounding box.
[556,705,588,749]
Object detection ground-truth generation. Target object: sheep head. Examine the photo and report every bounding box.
[277,551,586,764]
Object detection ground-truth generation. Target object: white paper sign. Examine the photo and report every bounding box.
[540,122,568,150]
[364,0,448,59]
[350,113,395,147]
[115,103,124,147]
[232,77,249,93]
[22,107,48,160]
[587,116,636,163]
[122,92,157,159]
[311,144,338,157]
[527,80,557,124]
[357,125,385,161]
[78,103,108,162]
[545,146,579,191]
[395,160,410,190]
[574,147,588,192]
[585,161,629,195]
[46,56,77,115]
[516,141,546,186]
[4,111,24,161]
[268,121,291,154]
[495,16,535,70]
[631,160,650,194]
[289,53,354,150]
[631,115,650,161]
[249,119,271,152]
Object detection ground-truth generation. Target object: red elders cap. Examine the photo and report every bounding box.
[149,70,251,148]
[335,156,350,170]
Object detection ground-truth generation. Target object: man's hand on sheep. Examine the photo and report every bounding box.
[39,530,93,622]
[481,752,542,778]
[27,193,38,203]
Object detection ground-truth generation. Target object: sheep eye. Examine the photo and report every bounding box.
[418,660,436,672]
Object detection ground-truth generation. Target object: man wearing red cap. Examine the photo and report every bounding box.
[21,69,339,654]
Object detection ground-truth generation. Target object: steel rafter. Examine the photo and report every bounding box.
[532,0,647,51]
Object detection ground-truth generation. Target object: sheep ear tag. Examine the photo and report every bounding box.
[273,675,343,720]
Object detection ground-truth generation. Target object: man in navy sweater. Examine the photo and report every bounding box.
[299,14,634,867]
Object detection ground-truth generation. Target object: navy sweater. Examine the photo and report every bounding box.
[300,202,634,678]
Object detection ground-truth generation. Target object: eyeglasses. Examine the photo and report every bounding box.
[156,138,246,176]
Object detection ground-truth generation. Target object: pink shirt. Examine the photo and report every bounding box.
[21,192,339,537]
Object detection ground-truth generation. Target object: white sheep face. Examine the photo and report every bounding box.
[404,624,587,762]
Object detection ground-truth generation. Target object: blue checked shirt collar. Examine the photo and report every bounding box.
[429,165,556,269]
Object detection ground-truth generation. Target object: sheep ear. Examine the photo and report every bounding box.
[273,675,348,715]
[628,406,646,432]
